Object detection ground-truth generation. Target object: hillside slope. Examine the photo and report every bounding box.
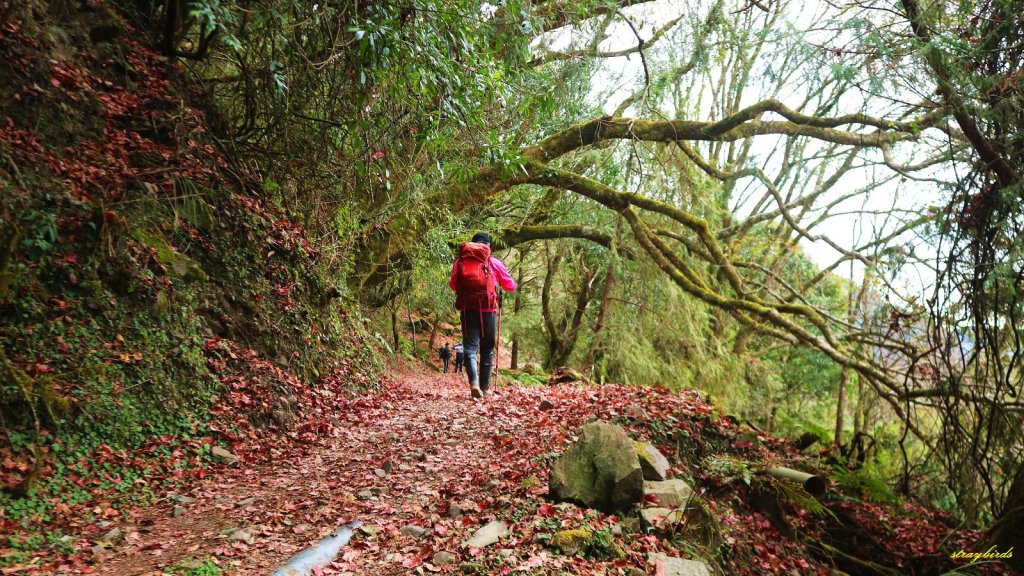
[1,1,385,568]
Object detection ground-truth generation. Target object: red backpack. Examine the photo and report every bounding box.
[454,242,497,311]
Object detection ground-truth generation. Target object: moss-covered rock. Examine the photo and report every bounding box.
[130,227,207,282]
[551,528,592,555]
[549,422,644,513]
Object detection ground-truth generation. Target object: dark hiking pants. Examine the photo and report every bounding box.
[461,311,497,392]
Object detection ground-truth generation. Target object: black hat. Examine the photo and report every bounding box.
[471,232,492,245]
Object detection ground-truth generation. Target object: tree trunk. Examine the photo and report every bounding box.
[834,367,849,456]
[406,298,416,350]
[390,305,400,353]
[510,262,524,370]
[427,313,440,353]
[585,260,615,377]
[987,464,1024,573]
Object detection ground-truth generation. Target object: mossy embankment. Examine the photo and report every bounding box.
[0,1,385,568]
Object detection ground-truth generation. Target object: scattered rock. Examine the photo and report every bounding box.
[625,404,647,420]
[90,545,107,560]
[634,440,671,481]
[211,446,239,465]
[172,505,186,518]
[484,479,500,490]
[398,463,414,472]
[169,494,194,504]
[359,525,380,536]
[548,422,645,512]
[433,551,457,566]
[370,486,388,495]
[463,520,508,548]
[382,460,394,474]
[358,490,373,500]
[610,524,623,536]
[387,432,399,442]
[96,527,122,546]
[539,399,555,410]
[445,439,458,446]
[639,507,685,531]
[400,525,430,538]
[620,516,641,533]
[448,503,464,518]
[228,528,253,543]
[643,479,693,508]
[551,529,592,555]
[374,468,388,478]
[646,552,711,576]
[236,496,257,508]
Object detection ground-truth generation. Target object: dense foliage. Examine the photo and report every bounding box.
[2,0,1023,572]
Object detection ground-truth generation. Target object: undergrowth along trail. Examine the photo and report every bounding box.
[57,365,986,576]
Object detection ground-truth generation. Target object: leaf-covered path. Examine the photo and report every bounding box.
[98,366,670,575]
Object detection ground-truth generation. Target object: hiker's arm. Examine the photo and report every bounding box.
[448,260,458,291]
[491,258,517,291]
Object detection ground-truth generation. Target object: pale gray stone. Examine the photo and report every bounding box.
[646,553,711,576]
[462,521,508,548]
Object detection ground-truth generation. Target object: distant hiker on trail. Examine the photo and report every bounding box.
[453,342,465,373]
[439,343,452,374]
[450,232,516,398]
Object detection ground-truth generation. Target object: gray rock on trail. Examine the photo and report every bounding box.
[432,551,457,566]
[644,479,693,508]
[172,505,186,518]
[211,446,239,464]
[539,399,555,410]
[448,502,464,518]
[462,520,509,548]
[96,527,122,546]
[548,422,645,513]
[373,468,387,478]
[634,440,671,481]
[400,525,430,538]
[646,552,711,576]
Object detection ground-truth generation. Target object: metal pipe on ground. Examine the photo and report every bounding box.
[764,466,827,498]
[270,521,362,576]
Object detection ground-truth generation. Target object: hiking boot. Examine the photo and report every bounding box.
[470,385,482,399]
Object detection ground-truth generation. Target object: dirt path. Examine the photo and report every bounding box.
[98,367,611,575]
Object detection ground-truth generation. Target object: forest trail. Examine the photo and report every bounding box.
[97,365,637,576]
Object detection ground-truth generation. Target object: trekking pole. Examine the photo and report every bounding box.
[495,301,502,389]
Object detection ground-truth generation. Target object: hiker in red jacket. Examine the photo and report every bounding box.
[449,232,516,398]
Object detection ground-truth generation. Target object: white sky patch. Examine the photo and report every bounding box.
[533,0,955,300]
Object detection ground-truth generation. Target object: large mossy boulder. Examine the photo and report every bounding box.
[549,422,644,512]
